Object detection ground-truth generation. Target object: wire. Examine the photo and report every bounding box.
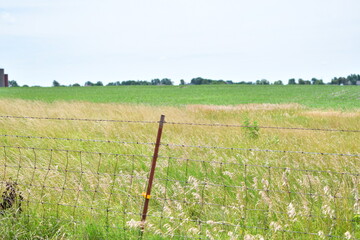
[0,134,155,146]
[0,145,154,158]
[0,115,158,124]
[165,121,360,133]
[1,115,358,132]
[162,143,360,157]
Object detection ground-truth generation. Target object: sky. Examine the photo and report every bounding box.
[0,0,359,86]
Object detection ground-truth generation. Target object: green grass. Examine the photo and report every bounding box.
[0,85,359,109]
[0,101,359,239]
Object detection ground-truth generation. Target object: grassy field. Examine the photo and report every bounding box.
[0,99,359,239]
[0,85,359,109]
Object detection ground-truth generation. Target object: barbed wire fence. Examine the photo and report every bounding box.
[0,115,359,239]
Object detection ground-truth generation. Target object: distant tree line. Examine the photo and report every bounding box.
[106,78,173,86]
[5,74,360,87]
[188,75,359,85]
[330,74,360,85]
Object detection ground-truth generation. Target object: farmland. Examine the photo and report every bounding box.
[0,85,359,239]
[0,85,359,109]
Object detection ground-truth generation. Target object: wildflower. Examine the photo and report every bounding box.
[206,230,214,240]
[188,227,199,235]
[252,177,258,189]
[287,202,297,221]
[269,221,282,232]
[323,186,331,196]
[223,171,234,178]
[318,231,326,239]
[344,231,352,239]
[228,231,238,240]
[244,234,255,240]
[126,219,141,229]
[261,179,269,189]
[322,205,335,218]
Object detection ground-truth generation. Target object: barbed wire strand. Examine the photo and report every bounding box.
[162,143,360,157]
[165,121,360,133]
[1,115,359,133]
[1,134,359,157]
[0,134,155,146]
[0,115,158,124]
[0,145,153,158]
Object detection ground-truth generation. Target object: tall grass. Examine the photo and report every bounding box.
[0,100,359,239]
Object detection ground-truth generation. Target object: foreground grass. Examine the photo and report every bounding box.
[0,85,359,109]
[0,100,359,239]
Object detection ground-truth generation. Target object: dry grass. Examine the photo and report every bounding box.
[0,99,359,239]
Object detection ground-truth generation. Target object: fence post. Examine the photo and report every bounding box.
[140,114,165,230]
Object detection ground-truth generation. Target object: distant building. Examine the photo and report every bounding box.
[0,69,9,87]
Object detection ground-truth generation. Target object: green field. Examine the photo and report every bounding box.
[1,85,359,109]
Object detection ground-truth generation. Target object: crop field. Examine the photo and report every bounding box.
[0,98,359,239]
[0,85,360,109]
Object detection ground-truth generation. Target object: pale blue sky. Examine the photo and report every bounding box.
[1,0,359,86]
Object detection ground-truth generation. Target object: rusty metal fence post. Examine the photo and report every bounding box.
[140,115,165,231]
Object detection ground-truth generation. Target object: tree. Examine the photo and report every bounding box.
[298,78,305,85]
[151,79,161,85]
[180,79,185,85]
[274,80,283,85]
[71,83,81,87]
[52,80,60,87]
[84,81,94,86]
[94,81,103,86]
[9,80,19,87]
[288,78,296,85]
[256,79,269,85]
[311,78,324,85]
[160,78,173,85]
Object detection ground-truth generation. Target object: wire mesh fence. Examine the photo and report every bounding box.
[0,115,359,239]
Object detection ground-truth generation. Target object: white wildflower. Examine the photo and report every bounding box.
[322,204,335,218]
[188,176,199,189]
[191,192,201,200]
[164,223,174,235]
[206,230,214,240]
[344,231,352,240]
[175,201,183,211]
[270,221,282,232]
[223,171,234,178]
[287,202,297,220]
[261,179,269,189]
[244,234,255,240]
[318,231,326,239]
[252,177,258,189]
[282,169,289,186]
[188,227,199,235]
[126,219,141,229]
[228,231,238,240]
[323,186,331,196]
[256,235,265,240]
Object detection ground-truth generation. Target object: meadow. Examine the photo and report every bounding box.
[0,98,358,239]
[0,85,359,109]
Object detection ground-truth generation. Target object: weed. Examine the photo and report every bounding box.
[243,119,260,139]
